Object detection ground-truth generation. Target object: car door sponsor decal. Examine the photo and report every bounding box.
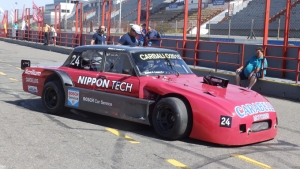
[28,85,38,94]
[26,77,39,84]
[220,116,232,128]
[24,69,41,76]
[67,89,79,107]
[77,76,133,92]
[234,102,274,118]
[83,97,112,106]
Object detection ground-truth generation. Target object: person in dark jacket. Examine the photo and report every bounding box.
[91,25,107,45]
[146,26,160,46]
[117,24,141,46]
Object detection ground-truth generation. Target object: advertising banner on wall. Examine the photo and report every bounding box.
[213,0,225,6]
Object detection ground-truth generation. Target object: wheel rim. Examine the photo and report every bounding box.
[44,87,58,109]
[156,105,176,132]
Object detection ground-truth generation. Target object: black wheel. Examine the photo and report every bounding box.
[152,97,192,140]
[42,81,67,115]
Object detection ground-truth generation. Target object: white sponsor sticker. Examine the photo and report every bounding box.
[253,113,270,121]
[24,69,41,76]
[67,89,79,107]
[26,77,39,84]
[28,85,38,94]
[234,102,275,118]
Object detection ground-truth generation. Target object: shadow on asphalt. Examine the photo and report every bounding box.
[5,98,287,148]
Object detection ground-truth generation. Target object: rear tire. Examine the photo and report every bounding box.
[152,97,191,140]
[42,81,67,115]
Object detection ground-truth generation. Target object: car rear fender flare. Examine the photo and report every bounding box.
[44,70,74,88]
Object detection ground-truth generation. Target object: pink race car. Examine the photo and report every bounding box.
[21,45,278,145]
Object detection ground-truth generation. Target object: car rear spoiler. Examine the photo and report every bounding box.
[21,60,31,70]
[203,75,229,88]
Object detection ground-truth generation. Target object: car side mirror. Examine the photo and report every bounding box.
[21,60,31,70]
[122,69,131,75]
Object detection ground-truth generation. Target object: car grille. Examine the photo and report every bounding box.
[252,120,272,132]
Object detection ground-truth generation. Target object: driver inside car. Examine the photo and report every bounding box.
[136,60,150,73]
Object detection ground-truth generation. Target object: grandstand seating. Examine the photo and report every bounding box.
[116,0,175,21]
[209,0,300,37]
[149,6,223,24]
[66,0,174,25]
[173,7,223,23]
[149,9,183,22]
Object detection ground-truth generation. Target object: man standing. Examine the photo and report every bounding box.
[91,25,107,45]
[43,23,50,45]
[138,23,146,46]
[50,25,57,46]
[146,26,161,46]
[117,24,141,46]
[236,47,268,90]
[13,22,19,39]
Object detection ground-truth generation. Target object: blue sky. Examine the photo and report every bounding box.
[1,0,54,12]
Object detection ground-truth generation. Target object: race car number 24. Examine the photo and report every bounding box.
[220,116,232,128]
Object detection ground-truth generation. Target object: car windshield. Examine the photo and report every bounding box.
[131,52,193,76]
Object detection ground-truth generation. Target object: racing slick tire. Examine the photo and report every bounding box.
[42,81,67,115]
[152,97,191,140]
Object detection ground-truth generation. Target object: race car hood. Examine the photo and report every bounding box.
[144,74,273,116]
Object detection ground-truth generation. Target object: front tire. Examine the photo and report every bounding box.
[152,97,191,140]
[42,81,67,115]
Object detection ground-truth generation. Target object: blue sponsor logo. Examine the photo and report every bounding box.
[234,102,275,118]
[67,89,79,107]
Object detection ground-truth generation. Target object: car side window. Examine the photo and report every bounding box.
[104,52,133,75]
[68,50,104,71]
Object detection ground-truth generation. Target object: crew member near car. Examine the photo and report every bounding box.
[117,24,141,46]
[235,47,268,90]
[91,25,107,45]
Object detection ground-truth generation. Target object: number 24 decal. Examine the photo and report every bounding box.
[71,55,80,66]
[220,116,232,128]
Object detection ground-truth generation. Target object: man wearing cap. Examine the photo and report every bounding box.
[117,24,141,46]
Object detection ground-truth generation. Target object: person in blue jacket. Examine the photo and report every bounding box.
[117,24,141,46]
[91,25,107,45]
[138,23,147,46]
[236,47,268,90]
[146,26,160,46]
